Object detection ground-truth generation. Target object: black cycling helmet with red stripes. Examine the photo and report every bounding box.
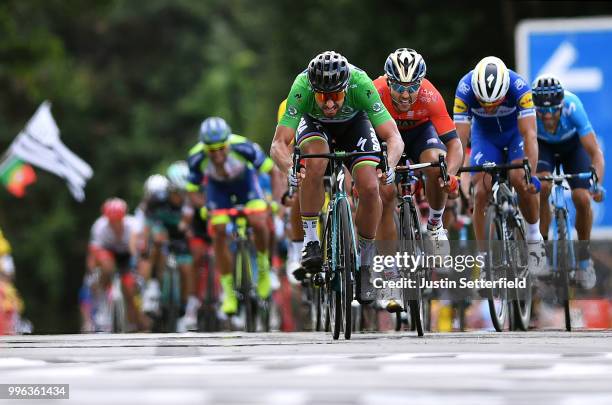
[307,51,351,93]
[532,75,565,107]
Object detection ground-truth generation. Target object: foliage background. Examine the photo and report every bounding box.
[1,0,611,332]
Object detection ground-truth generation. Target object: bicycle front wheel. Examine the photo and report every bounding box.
[508,215,532,331]
[338,198,355,340]
[399,200,425,337]
[237,242,256,333]
[555,209,572,331]
[484,205,508,332]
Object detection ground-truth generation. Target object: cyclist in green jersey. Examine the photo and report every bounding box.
[271,51,404,303]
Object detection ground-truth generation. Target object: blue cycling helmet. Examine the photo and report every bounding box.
[199,117,231,146]
[532,75,564,107]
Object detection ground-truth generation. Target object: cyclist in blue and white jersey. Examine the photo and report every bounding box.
[186,117,278,316]
[533,75,605,288]
[454,56,546,274]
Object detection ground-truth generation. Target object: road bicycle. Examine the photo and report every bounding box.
[394,154,448,336]
[458,151,534,331]
[538,156,598,331]
[292,144,387,340]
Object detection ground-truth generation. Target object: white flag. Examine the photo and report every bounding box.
[8,101,93,201]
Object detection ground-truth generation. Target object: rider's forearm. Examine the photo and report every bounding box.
[592,154,605,184]
[518,116,538,172]
[386,134,404,168]
[582,132,605,184]
[270,125,295,174]
[270,140,292,173]
[522,130,538,174]
[445,138,463,176]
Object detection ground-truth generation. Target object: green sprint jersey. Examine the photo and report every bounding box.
[278,65,393,128]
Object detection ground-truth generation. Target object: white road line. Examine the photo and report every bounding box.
[381,363,504,374]
[0,358,47,367]
[70,389,210,405]
[265,390,308,405]
[293,364,334,376]
[360,392,505,405]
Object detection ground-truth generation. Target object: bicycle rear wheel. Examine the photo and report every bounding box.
[484,205,508,332]
[555,209,572,331]
[399,200,425,337]
[338,198,355,340]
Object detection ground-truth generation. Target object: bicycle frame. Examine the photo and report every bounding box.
[541,162,595,274]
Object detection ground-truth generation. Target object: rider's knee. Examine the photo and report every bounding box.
[213,224,227,243]
[303,158,327,178]
[356,178,380,203]
[540,178,552,197]
[572,188,591,211]
[473,184,489,205]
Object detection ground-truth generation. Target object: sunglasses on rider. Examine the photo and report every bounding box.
[536,104,562,114]
[314,90,346,104]
[389,79,421,94]
[203,142,229,152]
[478,97,506,108]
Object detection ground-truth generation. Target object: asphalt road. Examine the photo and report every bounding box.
[1,331,612,405]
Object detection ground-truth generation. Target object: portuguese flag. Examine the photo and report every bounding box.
[0,156,37,198]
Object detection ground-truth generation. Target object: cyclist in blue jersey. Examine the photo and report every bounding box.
[532,75,605,289]
[454,56,546,274]
[186,117,278,315]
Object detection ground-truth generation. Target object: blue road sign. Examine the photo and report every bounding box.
[516,17,612,232]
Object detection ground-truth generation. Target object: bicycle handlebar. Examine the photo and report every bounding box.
[458,158,532,186]
[395,154,449,184]
[538,166,600,193]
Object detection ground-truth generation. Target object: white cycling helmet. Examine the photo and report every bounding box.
[144,174,169,199]
[384,48,426,83]
[471,56,510,104]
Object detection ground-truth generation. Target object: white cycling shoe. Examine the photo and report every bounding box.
[528,241,548,277]
[576,259,596,289]
[177,313,198,332]
[426,225,450,257]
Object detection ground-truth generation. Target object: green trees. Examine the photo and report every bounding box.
[0,0,607,332]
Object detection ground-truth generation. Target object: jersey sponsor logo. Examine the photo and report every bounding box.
[473,151,484,165]
[372,102,383,113]
[370,128,381,151]
[458,82,470,95]
[297,117,307,134]
[418,89,437,104]
[453,97,468,114]
[288,106,298,117]
[294,93,302,100]
[426,137,440,145]
[514,78,526,90]
[518,92,534,109]
[357,136,367,151]
[366,89,372,98]
[395,119,420,128]
[472,105,516,117]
